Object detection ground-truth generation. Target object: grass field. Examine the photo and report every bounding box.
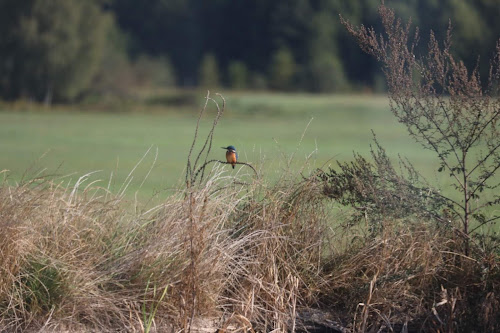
[0,92,440,199]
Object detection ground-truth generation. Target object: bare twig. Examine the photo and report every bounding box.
[193,160,259,184]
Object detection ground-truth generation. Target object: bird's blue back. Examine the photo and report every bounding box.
[227,146,237,160]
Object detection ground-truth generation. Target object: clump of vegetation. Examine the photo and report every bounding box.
[336,2,500,255]
[322,221,500,332]
[319,136,449,234]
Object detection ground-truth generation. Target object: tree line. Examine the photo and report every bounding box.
[0,0,498,102]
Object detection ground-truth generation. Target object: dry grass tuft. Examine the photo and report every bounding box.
[323,220,500,332]
[0,161,331,332]
[219,176,328,331]
[0,176,136,331]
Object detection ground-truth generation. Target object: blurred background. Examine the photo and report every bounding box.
[0,0,498,198]
[1,0,499,99]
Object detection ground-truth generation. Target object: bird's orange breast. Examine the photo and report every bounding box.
[226,151,237,164]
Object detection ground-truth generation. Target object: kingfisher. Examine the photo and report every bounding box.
[222,145,238,169]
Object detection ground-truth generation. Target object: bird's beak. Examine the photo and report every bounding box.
[221,147,227,149]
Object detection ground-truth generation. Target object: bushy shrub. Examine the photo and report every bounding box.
[319,136,449,233]
[340,3,500,254]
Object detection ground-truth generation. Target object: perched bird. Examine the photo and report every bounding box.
[222,145,238,169]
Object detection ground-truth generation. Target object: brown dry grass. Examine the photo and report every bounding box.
[0,162,331,332]
[1,164,498,332]
[322,219,500,332]
[0,92,498,332]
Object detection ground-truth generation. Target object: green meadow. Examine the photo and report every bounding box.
[0,92,440,200]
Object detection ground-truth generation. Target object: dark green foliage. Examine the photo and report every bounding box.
[199,53,220,89]
[307,11,347,92]
[0,0,112,102]
[108,0,499,91]
[228,61,248,90]
[308,55,347,92]
[269,48,297,91]
[110,0,201,86]
[133,55,176,88]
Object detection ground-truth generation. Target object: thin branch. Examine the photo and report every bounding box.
[194,94,225,183]
[466,140,500,179]
[469,215,500,234]
[469,161,500,198]
[406,114,465,189]
[375,173,465,221]
[186,91,211,186]
[412,96,463,167]
[193,160,259,184]
[463,101,489,151]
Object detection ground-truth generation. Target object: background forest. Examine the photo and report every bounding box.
[1,0,499,102]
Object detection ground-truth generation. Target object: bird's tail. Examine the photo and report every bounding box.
[232,164,235,169]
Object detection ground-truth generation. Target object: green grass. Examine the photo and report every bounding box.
[0,92,440,200]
